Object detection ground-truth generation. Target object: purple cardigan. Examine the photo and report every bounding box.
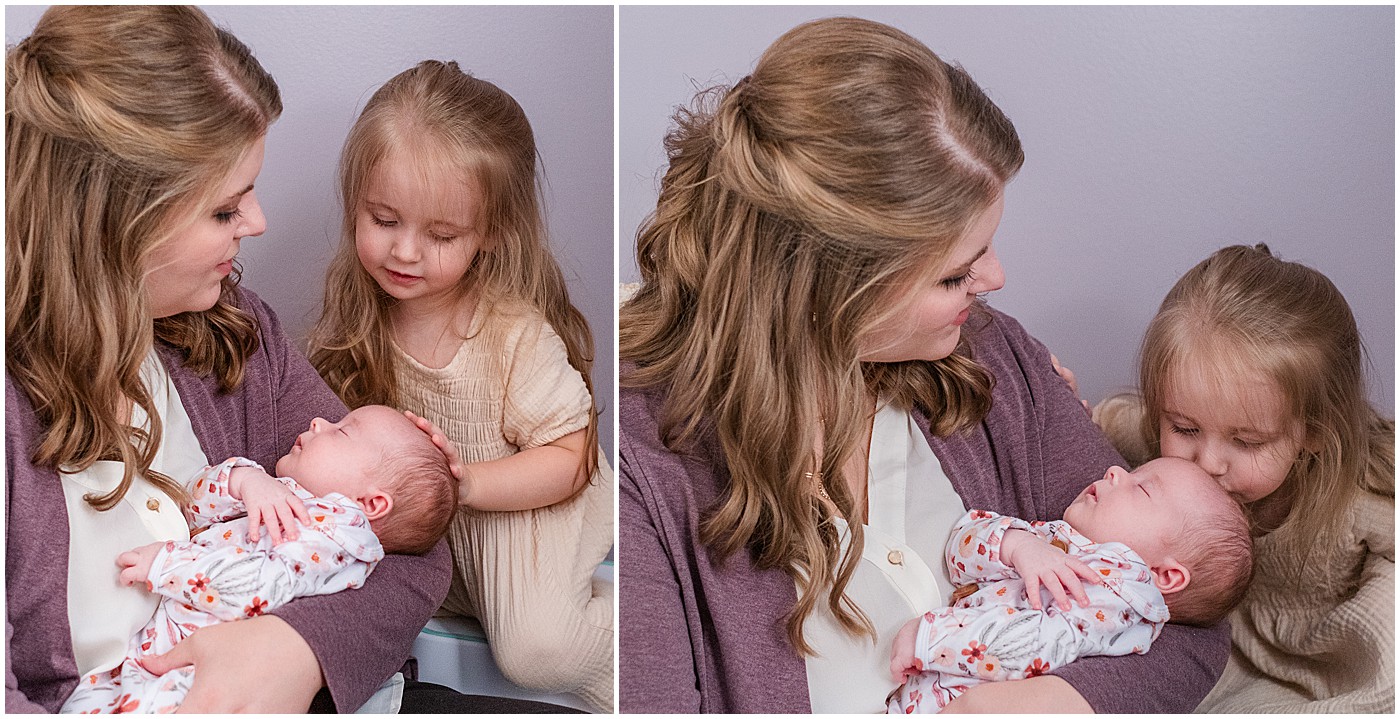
[5,287,452,713]
[619,306,1229,713]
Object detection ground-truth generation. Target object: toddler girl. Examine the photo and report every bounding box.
[61,405,456,713]
[1096,243,1394,712]
[886,457,1253,713]
[308,60,612,711]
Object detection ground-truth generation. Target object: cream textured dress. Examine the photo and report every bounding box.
[392,301,614,712]
[1196,489,1394,713]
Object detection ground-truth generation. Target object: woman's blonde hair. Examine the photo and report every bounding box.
[6,5,281,510]
[620,17,1023,653]
[1139,244,1394,562]
[308,60,598,481]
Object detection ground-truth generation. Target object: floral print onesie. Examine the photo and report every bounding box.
[60,457,383,714]
[886,510,1168,714]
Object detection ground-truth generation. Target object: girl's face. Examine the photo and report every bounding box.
[146,136,267,319]
[857,196,1006,363]
[355,151,485,310]
[1157,370,1304,506]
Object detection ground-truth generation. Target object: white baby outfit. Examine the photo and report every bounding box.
[887,510,1168,714]
[61,457,382,714]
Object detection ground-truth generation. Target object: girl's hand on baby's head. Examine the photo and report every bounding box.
[404,409,467,484]
[231,466,310,545]
[1000,529,1102,611]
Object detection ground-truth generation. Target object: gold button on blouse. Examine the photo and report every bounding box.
[887,549,904,566]
[146,497,160,512]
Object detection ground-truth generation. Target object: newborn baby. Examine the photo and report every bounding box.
[887,457,1253,713]
[61,405,456,714]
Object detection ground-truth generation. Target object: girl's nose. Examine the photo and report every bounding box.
[1193,442,1228,479]
[390,235,420,263]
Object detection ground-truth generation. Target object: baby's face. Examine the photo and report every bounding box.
[275,405,418,498]
[1063,457,1221,566]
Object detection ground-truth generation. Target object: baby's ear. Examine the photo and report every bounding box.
[1151,558,1190,596]
[359,490,394,521]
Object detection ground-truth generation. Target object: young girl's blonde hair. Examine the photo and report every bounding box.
[1139,243,1394,560]
[308,60,598,481]
[620,17,1023,653]
[6,5,281,510]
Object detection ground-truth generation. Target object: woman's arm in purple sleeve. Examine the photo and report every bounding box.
[618,435,703,713]
[247,292,453,710]
[6,622,47,713]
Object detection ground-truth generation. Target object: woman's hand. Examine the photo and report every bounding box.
[139,616,322,713]
[1000,529,1101,611]
[229,466,309,544]
[403,410,470,498]
[942,675,1094,713]
[1049,353,1090,414]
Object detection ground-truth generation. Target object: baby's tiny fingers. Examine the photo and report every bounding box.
[291,499,312,525]
[246,508,263,542]
[1024,576,1043,610]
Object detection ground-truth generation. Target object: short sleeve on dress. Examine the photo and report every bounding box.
[500,314,592,450]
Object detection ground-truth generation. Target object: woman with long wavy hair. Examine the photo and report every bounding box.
[619,16,1230,713]
[5,6,565,713]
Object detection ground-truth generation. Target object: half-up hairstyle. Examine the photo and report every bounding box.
[620,17,1023,653]
[1139,243,1394,566]
[6,5,282,510]
[308,60,598,482]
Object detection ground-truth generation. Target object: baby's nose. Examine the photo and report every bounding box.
[310,417,326,432]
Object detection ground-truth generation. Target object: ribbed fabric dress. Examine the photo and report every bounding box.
[391,301,614,712]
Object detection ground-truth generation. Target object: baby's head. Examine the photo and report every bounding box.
[1063,457,1252,626]
[274,405,456,555]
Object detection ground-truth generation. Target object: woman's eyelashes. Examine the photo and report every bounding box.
[939,267,976,289]
[214,207,243,225]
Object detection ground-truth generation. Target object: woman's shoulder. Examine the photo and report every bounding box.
[964,303,1049,365]
[619,367,722,502]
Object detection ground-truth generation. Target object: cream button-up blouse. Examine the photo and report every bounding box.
[804,402,968,713]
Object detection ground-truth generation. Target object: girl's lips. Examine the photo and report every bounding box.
[216,260,234,276]
[386,269,422,285]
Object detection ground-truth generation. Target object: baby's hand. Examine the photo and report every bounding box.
[117,542,163,588]
[1000,529,1102,611]
[229,466,310,545]
[889,616,924,684]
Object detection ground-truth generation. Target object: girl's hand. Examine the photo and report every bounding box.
[1000,529,1102,611]
[1050,353,1090,414]
[889,616,924,683]
[403,410,471,503]
[138,616,322,712]
[116,542,163,588]
[229,466,310,545]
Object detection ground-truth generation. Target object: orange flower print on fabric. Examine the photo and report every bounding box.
[1026,658,1051,677]
[961,641,987,662]
[244,596,269,617]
